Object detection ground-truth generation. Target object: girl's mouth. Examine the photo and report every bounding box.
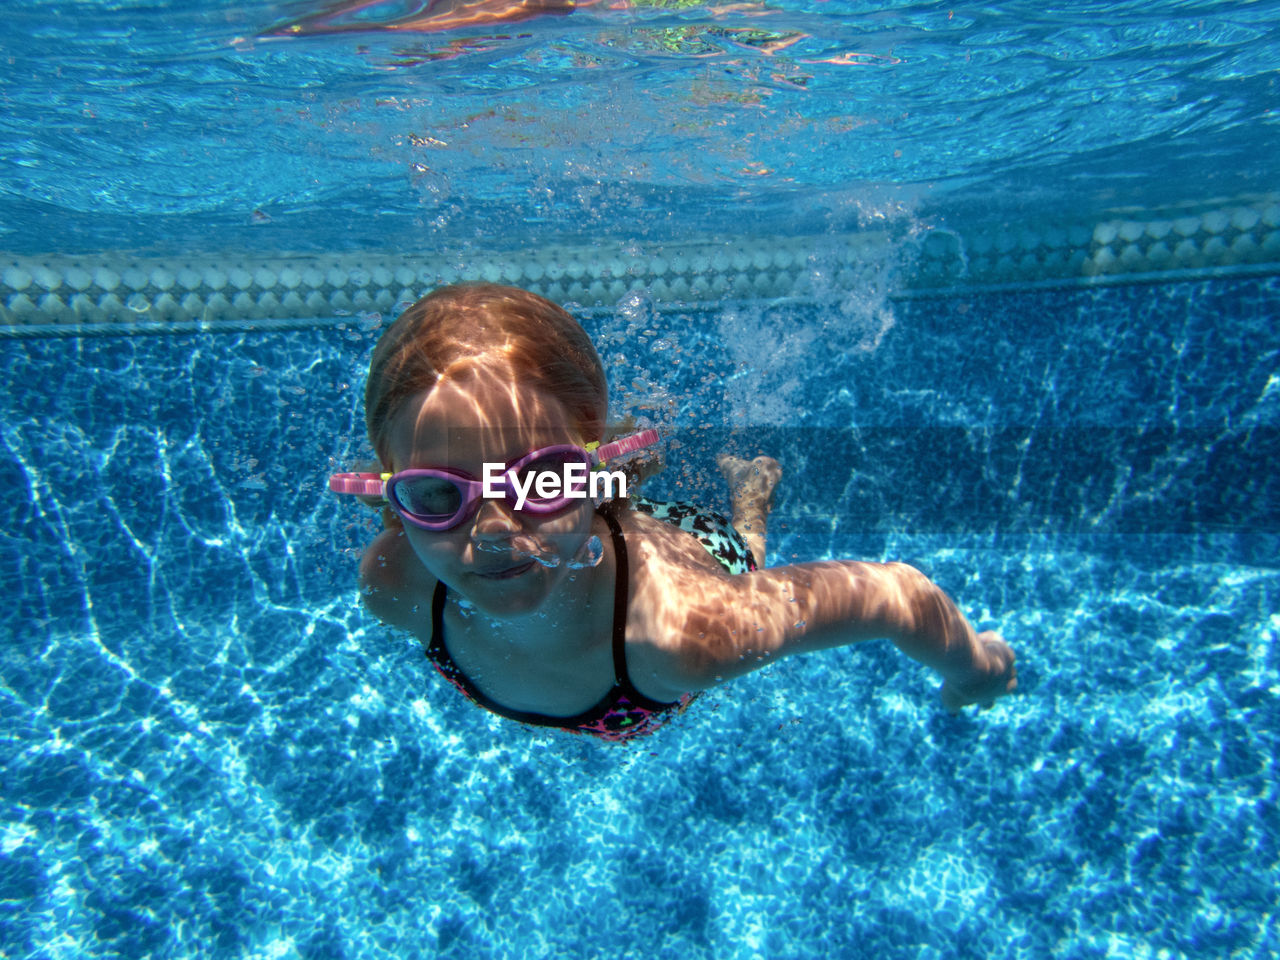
[474,560,537,580]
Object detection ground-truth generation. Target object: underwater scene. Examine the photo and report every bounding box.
[3,1,1279,958]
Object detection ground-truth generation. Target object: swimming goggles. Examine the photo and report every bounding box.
[329,428,659,531]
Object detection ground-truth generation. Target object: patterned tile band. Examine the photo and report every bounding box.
[4,196,1278,332]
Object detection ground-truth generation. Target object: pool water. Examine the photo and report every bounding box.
[3,1,1280,958]
[4,278,1277,958]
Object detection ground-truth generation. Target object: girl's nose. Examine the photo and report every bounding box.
[470,496,522,539]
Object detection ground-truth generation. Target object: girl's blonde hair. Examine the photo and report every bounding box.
[365,284,609,468]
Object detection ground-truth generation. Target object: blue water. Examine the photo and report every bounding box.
[3,0,1278,252]
[4,1,1280,958]
[4,279,1278,958]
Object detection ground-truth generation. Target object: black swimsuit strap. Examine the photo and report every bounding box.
[596,500,631,687]
[431,576,448,635]
[424,503,674,729]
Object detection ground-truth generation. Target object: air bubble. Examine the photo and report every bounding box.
[566,536,604,569]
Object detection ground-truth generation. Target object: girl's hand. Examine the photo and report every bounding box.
[939,631,1018,714]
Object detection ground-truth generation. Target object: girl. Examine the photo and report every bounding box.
[332,284,1017,740]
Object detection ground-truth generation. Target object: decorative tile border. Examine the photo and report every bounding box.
[4,196,1278,334]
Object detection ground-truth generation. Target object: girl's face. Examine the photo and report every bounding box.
[384,367,599,619]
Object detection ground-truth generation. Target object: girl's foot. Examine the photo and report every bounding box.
[717,454,782,569]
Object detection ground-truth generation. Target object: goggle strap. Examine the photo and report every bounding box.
[590,428,661,466]
[329,473,390,497]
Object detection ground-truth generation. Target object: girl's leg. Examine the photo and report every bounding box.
[717,454,781,569]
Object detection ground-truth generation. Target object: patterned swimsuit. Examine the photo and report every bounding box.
[424,497,756,740]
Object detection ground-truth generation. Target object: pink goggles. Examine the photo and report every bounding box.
[329,429,659,531]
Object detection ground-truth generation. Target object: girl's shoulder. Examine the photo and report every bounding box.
[616,503,748,694]
[358,525,437,636]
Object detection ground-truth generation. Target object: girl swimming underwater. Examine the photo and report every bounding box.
[332,284,1017,740]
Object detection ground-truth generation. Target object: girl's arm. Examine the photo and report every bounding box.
[637,553,1017,711]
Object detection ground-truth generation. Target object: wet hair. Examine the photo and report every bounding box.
[364,284,608,467]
